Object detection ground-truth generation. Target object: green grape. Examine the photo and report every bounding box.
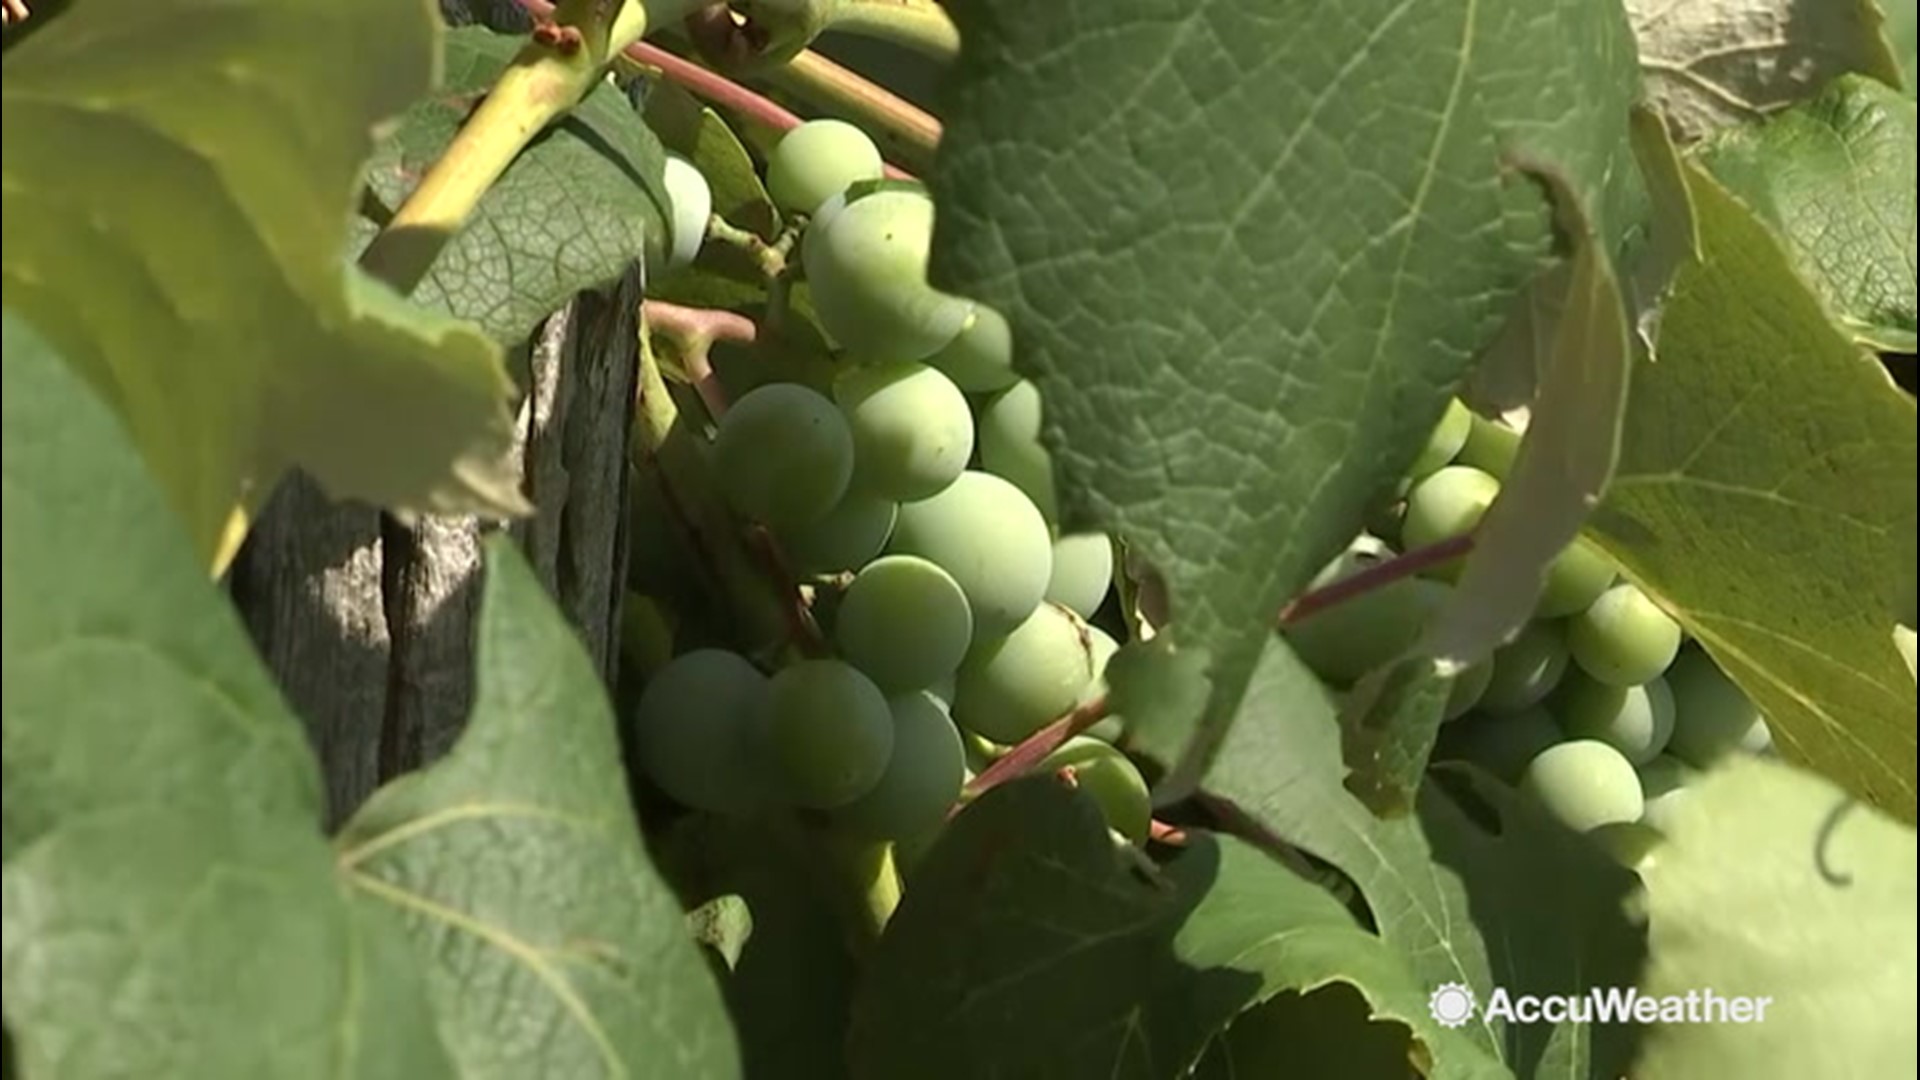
[1457,411,1521,480]
[712,383,855,530]
[1402,464,1500,554]
[781,490,896,574]
[765,659,894,808]
[1444,658,1494,721]
[661,154,711,271]
[1081,625,1125,742]
[927,671,957,711]
[630,649,771,816]
[765,118,883,216]
[1590,821,1663,874]
[926,302,1017,392]
[834,360,974,500]
[1409,399,1472,479]
[1536,535,1616,618]
[1637,754,1696,833]
[834,555,974,693]
[1037,736,1151,844]
[830,692,965,841]
[1283,541,1451,685]
[953,602,1097,744]
[974,379,1059,524]
[1480,619,1571,714]
[803,187,973,360]
[1435,706,1561,784]
[1521,739,1645,832]
[1664,648,1771,767]
[1554,671,1675,765]
[1568,583,1682,687]
[1046,533,1114,619]
[888,471,1053,637]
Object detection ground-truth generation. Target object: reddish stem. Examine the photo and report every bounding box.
[956,695,1110,811]
[1275,533,1475,627]
[1148,820,1189,846]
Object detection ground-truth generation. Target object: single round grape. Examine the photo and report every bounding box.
[712,383,855,531]
[1435,706,1561,784]
[834,555,974,694]
[1521,739,1645,832]
[765,659,894,808]
[781,490,896,574]
[953,603,1097,744]
[1080,625,1126,743]
[1046,533,1114,619]
[630,649,771,815]
[1567,583,1682,687]
[1590,821,1663,874]
[1409,399,1472,479]
[975,379,1059,524]
[1038,736,1152,844]
[926,303,1017,392]
[1444,659,1494,721]
[1480,620,1572,714]
[888,471,1053,637]
[661,154,712,271]
[830,692,965,841]
[1536,536,1616,618]
[1554,672,1675,765]
[1457,411,1521,480]
[1664,648,1771,768]
[1402,464,1500,554]
[803,187,973,360]
[1283,543,1451,685]
[834,360,973,501]
[765,118,883,217]
[1636,754,1696,833]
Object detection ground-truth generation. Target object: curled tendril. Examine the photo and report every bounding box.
[1814,797,1857,887]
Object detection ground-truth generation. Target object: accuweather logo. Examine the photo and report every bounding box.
[1427,983,1774,1027]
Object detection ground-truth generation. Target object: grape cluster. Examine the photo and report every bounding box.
[1290,404,1775,870]
[632,121,1150,850]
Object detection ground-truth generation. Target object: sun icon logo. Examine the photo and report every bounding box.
[1428,982,1476,1028]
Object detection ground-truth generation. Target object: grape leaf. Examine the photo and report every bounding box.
[928,0,1651,799]
[847,779,1504,1080]
[360,26,671,348]
[1889,0,1918,92]
[1201,638,1646,1076]
[1632,758,1917,1079]
[335,535,741,1079]
[0,0,525,566]
[1589,162,1919,820]
[1193,985,1415,1080]
[644,81,782,241]
[1696,75,1917,352]
[1627,0,1906,142]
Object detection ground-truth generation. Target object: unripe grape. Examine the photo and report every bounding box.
[712,383,854,530]
[1554,672,1675,765]
[781,490,896,574]
[1536,536,1616,618]
[953,603,1097,744]
[1444,659,1494,721]
[1636,754,1696,833]
[1521,739,1645,832]
[765,119,883,217]
[834,555,974,694]
[1283,542,1451,685]
[631,650,771,816]
[1080,625,1126,743]
[1457,411,1521,480]
[1409,399,1472,479]
[661,154,712,271]
[1038,736,1151,844]
[1567,583,1682,687]
[803,187,973,360]
[765,659,894,808]
[1436,706,1561,784]
[1591,821,1663,874]
[1480,620,1571,714]
[975,379,1059,524]
[834,360,973,500]
[830,692,965,841]
[1046,533,1114,619]
[889,471,1053,637]
[926,303,1017,392]
[1664,648,1771,768]
[1402,464,1500,555]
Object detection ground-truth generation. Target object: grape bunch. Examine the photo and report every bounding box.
[1288,405,1776,870]
[631,121,1150,853]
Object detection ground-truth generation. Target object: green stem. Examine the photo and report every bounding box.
[764,48,941,170]
[826,0,960,62]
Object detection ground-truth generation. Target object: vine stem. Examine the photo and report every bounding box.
[768,48,942,169]
[1276,533,1476,627]
[957,694,1110,809]
[641,298,755,418]
[827,0,960,62]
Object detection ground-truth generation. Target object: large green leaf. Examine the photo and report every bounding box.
[0,0,525,565]
[1697,75,1916,352]
[336,535,741,1079]
[1590,162,1918,820]
[360,27,671,348]
[1627,0,1906,141]
[928,0,1650,797]
[1193,985,1415,1079]
[1633,758,1917,1079]
[847,780,1502,1079]
[1889,0,1918,92]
